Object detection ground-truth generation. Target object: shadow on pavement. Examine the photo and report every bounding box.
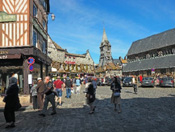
[0,95,175,132]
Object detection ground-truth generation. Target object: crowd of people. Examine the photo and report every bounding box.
[2,74,122,129]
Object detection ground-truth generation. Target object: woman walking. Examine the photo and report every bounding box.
[30,80,38,110]
[85,78,96,114]
[111,76,122,113]
[3,77,21,128]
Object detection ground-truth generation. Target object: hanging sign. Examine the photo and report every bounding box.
[0,12,17,23]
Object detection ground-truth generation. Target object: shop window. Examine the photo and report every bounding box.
[33,4,37,17]
[33,30,37,47]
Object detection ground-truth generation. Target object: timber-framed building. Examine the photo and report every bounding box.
[0,0,52,94]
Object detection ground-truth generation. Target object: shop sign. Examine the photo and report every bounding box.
[0,54,21,59]
[64,61,75,64]
[0,12,17,23]
[0,55,7,59]
[0,50,8,54]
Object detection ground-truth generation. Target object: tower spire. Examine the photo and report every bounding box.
[102,28,108,42]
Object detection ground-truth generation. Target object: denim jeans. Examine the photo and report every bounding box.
[66,88,71,98]
[56,89,62,97]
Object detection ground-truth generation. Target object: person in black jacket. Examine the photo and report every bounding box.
[65,77,72,98]
[39,76,56,117]
[3,77,21,128]
[85,78,96,114]
[110,76,122,113]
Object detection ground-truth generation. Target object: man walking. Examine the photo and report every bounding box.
[53,76,65,106]
[36,78,45,110]
[92,77,97,94]
[65,77,72,98]
[132,76,137,94]
[39,76,56,117]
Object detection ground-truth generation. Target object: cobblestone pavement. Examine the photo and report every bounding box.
[0,86,175,132]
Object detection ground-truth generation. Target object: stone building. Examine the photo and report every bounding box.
[96,29,125,77]
[123,28,175,77]
[99,29,113,67]
[0,0,52,94]
[48,36,94,76]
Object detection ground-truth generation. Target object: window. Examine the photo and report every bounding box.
[43,40,46,54]
[43,20,46,30]
[33,30,37,47]
[33,4,37,17]
[39,0,47,11]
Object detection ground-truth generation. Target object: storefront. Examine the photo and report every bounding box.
[0,47,52,94]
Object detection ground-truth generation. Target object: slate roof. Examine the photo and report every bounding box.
[123,54,175,72]
[53,41,65,51]
[127,28,175,56]
[65,53,85,58]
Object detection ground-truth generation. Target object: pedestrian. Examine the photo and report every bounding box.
[92,77,97,94]
[132,76,137,94]
[53,76,65,106]
[84,75,88,88]
[154,76,160,88]
[65,77,72,98]
[110,76,122,113]
[85,78,96,114]
[30,80,38,110]
[75,77,81,94]
[35,78,45,110]
[39,76,56,117]
[3,77,21,128]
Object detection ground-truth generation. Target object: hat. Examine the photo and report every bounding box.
[37,77,42,81]
[57,76,60,79]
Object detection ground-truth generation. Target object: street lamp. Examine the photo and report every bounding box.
[44,12,55,21]
[50,13,55,21]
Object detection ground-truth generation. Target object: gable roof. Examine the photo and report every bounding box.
[127,28,175,56]
[53,41,65,51]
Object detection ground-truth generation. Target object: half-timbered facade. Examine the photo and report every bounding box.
[0,0,51,94]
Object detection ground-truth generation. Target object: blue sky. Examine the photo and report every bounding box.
[48,0,175,64]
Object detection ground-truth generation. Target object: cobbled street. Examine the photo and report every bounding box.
[0,86,175,132]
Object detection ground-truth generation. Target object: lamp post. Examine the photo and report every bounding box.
[46,12,55,21]
[51,13,55,21]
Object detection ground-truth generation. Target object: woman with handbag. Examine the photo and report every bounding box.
[110,76,122,113]
[85,78,96,114]
[3,77,21,128]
